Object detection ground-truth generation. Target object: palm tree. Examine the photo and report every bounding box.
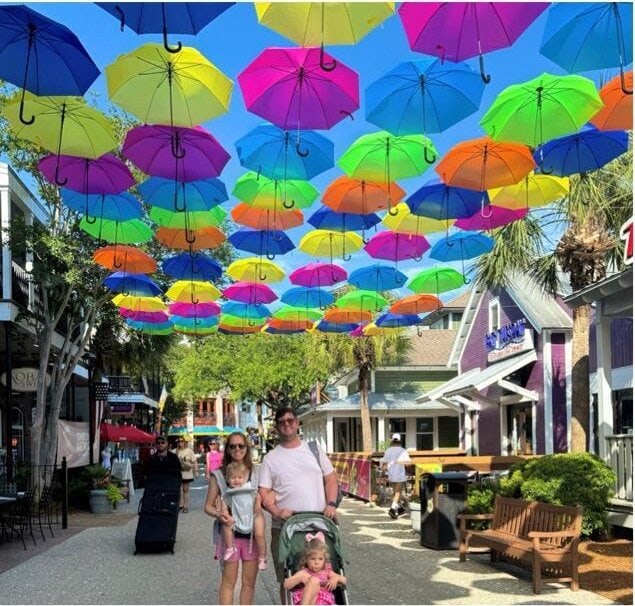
[474,148,632,452]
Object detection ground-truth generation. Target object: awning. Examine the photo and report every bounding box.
[100,423,155,443]
[417,350,538,407]
[168,425,242,437]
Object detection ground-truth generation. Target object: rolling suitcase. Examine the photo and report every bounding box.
[134,488,180,554]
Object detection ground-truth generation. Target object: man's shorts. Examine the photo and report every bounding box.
[214,532,258,562]
[271,526,284,582]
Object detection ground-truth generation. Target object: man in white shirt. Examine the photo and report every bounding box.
[381,433,411,519]
[259,407,339,602]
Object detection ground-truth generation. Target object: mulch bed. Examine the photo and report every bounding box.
[578,538,633,604]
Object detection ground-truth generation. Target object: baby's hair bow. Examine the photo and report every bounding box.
[306,531,325,543]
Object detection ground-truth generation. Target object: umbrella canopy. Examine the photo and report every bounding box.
[162,253,223,282]
[228,229,295,258]
[106,43,233,127]
[376,312,421,328]
[217,322,262,335]
[364,231,429,262]
[336,290,388,313]
[323,176,406,214]
[273,306,322,322]
[360,322,404,337]
[174,324,217,336]
[94,245,157,274]
[113,294,167,313]
[235,125,334,181]
[231,204,304,231]
[429,231,494,276]
[289,262,347,288]
[455,205,527,231]
[480,73,603,148]
[436,137,536,191]
[591,72,633,131]
[263,319,313,335]
[398,2,547,83]
[534,126,630,177]
[223,282,278,305]
[139,177,228,212]
[280,287,334,309]
[100,423,155,443]
[221,308,269,323]
[169,315,219,329]
[226,258,285,283]
[313,320,358,333]
[390,293,442,315]
[103,272,161,297]
[348,264,407,291]
[238,46,359,130]
[488,173,570,211]
[298,230,363,261]
[166,280,222,303]
[156,226,226,251]
[366,58,485,135]
[0,5,100,124]
[383,202,455,235]
[168,301,221,318]
[149,207,227,230]
[323,308,372,324]
[406,179,486,220]
[126,319,174,335]
[120,309,170,324]
[61,190,142,222]
[307,207,380,232]
[80,217,153,244]
[233,172,319,210]
[407,268,464,295]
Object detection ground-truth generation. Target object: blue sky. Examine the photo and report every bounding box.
[8,2,625,307]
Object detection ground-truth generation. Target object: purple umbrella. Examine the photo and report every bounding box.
[38,153,135,193]
[168,301,221,317]
[222,281,278,305]
[398,3,548,83]
[364,231,430,262]
[238,47,359,131]
[122,124,230,183]
[289,262,347,288]
[119,309,170,323]
[455,205,527,232]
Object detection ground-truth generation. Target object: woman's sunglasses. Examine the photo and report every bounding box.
[228,443,246,450]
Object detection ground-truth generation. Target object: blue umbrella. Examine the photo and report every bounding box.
[222,301,271,320]
[97,2,234,53]
[375,313,422,328]
[228,229,295,258]
[0,5,100,124]
[280,286,334,309]
[264,325,307,335]
[366,58,485,136]
[307,206,380,234]
[138,177,228,212]
[313,320,358,333]
[407,179,488,219]
[430,232,494,280]
[103,272,161,297]
[235,124,334,181]
[61,190,143,222]
[534,126,629,177]
[162,253,223,281]
[168,315,219,328]
[125,319,174,334]
[540,2,633,94]
[348,264,407,291]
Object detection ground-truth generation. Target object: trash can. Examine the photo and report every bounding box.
[420,472,469,549]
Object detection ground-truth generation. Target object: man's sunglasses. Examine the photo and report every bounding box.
[228,443,246,450]
[277,417,296,426]
[156,440,167,445]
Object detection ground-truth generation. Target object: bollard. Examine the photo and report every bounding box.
[62,456,68,529]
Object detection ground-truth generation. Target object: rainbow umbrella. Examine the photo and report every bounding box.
[488,173,570,212]
[455,206,527,232]
[103,272,161,296]
[94,245,156,273]
[233,172,319,211]
[222,302,270,320]
[299,230,363,262]
[162,253,223,281]
[168,315,219,329]
[139,176,228,212]
[263,320,313,335]
[125,319,173,335]
[168,301,221,318]
[166,281,222,304]
[289,262,347,288]
[223,282,278,305]
[364,231,429,262]
[348,265,407,291]
[407,268,464,295]
[120,309,170,324]
[390,293,441,315]
[113,294,167,313]
[323,176,406,214]
[80,217,153,244]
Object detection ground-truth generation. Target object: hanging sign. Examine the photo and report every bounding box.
[1,368,51,392]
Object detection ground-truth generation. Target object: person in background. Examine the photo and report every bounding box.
[144,435,181,484]
[176,436,198,513]
[381,433,411,519]
[101,446,112,471]
[206,439,224,481]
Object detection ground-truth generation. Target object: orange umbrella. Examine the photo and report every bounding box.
[590,72,633,131]
[323,308,372,324]
[390,293,441,315]
[266,318,314,331]
[156,226,226,250]
[231,204,304,230]
[217,323,262,334]
[322,176,406,214]
[435,136,536,191]
[93,245,156,273]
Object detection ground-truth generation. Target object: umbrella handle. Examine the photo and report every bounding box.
[113,257,123,270]
[163,27,182,54]
[18,91,35,126]
[480,204,493,219]
[339,110,354,121]
[282,198,295,209]
[417,325,422,337]
[395,273,405,285]
[258,270,267,282]
[295,142,309,157]
[185,229,197,244]
[114,5,126,31]
[478,55,491,84]
[54,156,68,186]
[362,231,370,245]
[424,147,436,165]
[343,253,352,262]
[319,44,337,72]
[191,294,199,305]
[413,254,423,262]
[388,205,399,217]
[85,214,97,225]
[171,134,186,159]
[266,252,276,260]
[174,193,186,212]
[620,67,633,95]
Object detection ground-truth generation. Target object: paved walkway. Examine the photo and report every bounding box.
[0,478,617,605]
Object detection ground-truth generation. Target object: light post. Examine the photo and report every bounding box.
[84,351,97,466]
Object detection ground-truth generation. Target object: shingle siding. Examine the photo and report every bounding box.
[374,370,456,394]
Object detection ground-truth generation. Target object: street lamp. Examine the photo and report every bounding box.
[83,351,97,465]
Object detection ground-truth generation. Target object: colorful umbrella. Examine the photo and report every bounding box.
[226,258,285,283]
[360,322,404,337]
[364,231,429,262]
[429,232,494,278]
[390,293,442,315]
[488,173,570,211]
[120,309,170,324]
[228,229,295,258]
[366,58,485,135]
[223,282,278,305]
[235,124,334,180]
[324,308,372,324]
[80,217,153,244]
[398,2,548,83]
[348,265,407,291]
[263,319,313,335]
[307,207,380,233]
[233,172,319,211]
[168,315,219,329]
[149,207,227,230]
[105,43,232,127]
[323,177,406,214]
[217,323,261,335]
[103,272,161,297]
[435,137,536,192]
[591,72,633,131]
[231,204,304,231]
[156,226,226,251]
[94,245,156,273]
[540,2,633,94]
[221,308,269,323]
[382,202,455,235]
[480,73,603,148]
[313,320,358,333]
[238,46,359,130]
[162,253,223,282]
[280,287,334,309]
[166,280,222,304]
[376,312,422,328]
[455,206,527,232]
[336,290,388,313]
[123,124,230,179]
[126,319,174,335]
[113,294,166,312]
[97,2,234,53]
[61,190,143,222]
[407,268,464,295]
[168,301,221,318]
[533,126,630,177]
[139,177,228,212]
[298,230,363,262]
[289,262,347,288]
[0,5,100,124]
[175,324,217,337]
[273,306,322,322]
[406,179,486,220]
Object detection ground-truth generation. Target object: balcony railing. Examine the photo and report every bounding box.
[194,413,217,426]
[106,376,162,401]
[606,434,633,502]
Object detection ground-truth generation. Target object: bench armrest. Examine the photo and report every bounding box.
[528,530,579,539]
[458,512,493,532]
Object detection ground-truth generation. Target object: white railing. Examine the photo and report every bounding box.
[606,434,633,502]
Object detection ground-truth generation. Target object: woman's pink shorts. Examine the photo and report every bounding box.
[214,535,258,562]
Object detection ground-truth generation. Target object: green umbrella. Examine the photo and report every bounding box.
[79,217,153,244]
[335,289,388,312]
[219,313,267,328]
[273,306,323,322]
[233,171,319,210]
[173,324,218,336]
[407,267,464,295]
[480,72,603,148]
[149,206,227,229]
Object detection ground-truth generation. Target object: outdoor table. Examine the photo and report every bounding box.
[0,496,17,544]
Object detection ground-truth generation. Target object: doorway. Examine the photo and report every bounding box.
[506,403,533,455]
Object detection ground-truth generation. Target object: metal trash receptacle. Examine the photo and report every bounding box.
[420,472,469,549]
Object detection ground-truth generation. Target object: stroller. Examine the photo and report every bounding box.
[278,513,349,605]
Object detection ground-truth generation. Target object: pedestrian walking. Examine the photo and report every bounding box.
[176,436,198,513]
[206,439,223,480]
[381,433,411,519]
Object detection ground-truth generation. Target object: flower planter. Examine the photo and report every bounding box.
[89,489,113,514]
[409,501,421,533]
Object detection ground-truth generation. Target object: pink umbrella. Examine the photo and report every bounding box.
[222,281,278,305]
[122,124,230,183]
[38,153,135,193]
[289,262,347,287]
[119,309,170,323]
[168,301,221,317]
[455,206,527,231]
[364,231,430,262]
[238,47,359,131]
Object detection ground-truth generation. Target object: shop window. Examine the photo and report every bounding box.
[489,299,500,333]
[388,418,406,447]
[415,417,433,450]
[438,416,459,448]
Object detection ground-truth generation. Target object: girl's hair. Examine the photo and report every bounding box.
[298,538,329,569]
[221,432,253,472]
[225,461,248,480]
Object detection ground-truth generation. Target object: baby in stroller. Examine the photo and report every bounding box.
[279,513,348,605]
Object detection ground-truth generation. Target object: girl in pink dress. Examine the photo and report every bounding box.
[283,533,347,605]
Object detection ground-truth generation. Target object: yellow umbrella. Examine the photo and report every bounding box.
[166,280,221,304]
[382,202,455,235]
[113,294,166,312]
[363,322,404,336]
[105,43,233,127]
[298,230,362,262]
[4,92,117,159]
[488,173,570,211]
[226,257,286,284]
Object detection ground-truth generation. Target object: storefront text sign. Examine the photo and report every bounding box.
[620,216,633,266]
[1,367,51,392]
[485,319,534,362]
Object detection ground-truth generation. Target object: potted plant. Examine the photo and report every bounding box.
[85,465,114,514]
[106,483,125,509]
[408,494,422,533]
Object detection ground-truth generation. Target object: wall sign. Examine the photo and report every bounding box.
[620,216,633,266]
[1,367,51,392]
[485,319,534,363]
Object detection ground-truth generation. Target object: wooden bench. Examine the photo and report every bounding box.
[458,496,583,594]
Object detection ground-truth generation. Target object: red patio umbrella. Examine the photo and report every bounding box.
[100,423,155,443]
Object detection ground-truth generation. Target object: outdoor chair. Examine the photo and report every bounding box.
[0,481,17,496]
[7,489,37,550]
[34,485,55,540]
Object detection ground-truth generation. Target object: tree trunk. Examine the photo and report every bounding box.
[571,304,591,452]
[358,363,373,453]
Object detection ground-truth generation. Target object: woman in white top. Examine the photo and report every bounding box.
[175,437,198,513]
